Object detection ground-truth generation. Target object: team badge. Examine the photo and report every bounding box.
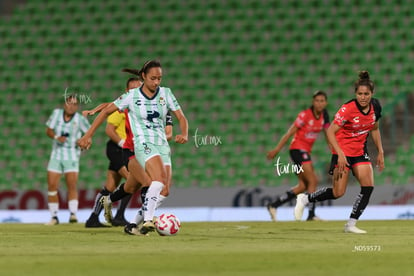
[159,97,166,106]
[143,143,151,154]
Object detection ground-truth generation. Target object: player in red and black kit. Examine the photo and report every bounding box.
[266,90,330,221]
[294,71,385,234]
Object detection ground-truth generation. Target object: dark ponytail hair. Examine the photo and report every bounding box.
[122,68,143,81]
[122,59,162,81]
[354,70,374,93]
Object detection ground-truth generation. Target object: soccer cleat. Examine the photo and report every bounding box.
[69,213,78,223]
[139,221,156,235]
[294,193,307,221]
[100,196,113,224]
[124,223,148,236]
[85,214,109,228]
[45,216,59,226]
[344,224,367,234]
[112,216,129,227]
[307,216,323,221]
[266,203,277,221]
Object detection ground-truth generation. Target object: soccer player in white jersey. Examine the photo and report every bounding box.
[78,60,188,235]
[45,95,90,225]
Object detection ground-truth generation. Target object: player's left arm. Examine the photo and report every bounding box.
[171,109,188,144]
[165,125,173,141]
[370,121,385,172]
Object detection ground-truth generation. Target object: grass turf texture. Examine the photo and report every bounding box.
[0,220,413,276]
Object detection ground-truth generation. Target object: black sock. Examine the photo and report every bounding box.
[92,187,110,215]
[350,186,374,220]
[269,190,296,207]
[110,183,131,203]
[140,187,149,206]
[308,187,336,202]
[115,194,132,218]
[307,202,316,218]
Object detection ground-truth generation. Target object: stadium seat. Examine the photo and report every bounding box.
[0,0,412,190]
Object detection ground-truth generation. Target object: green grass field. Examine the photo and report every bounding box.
[0,220,413,276]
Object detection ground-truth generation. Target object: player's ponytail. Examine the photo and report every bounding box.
[122,60,161,81]
[122,68,144,81]
[354,70,375,93]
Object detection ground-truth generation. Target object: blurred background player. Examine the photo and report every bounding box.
[266,90,330,221]
[84,77,141,227]
[45,94,90,225]
[294,71,384,233]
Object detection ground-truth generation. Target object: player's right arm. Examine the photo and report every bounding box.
[326,123,349,175]
[77,103,119,149]
[82,103,110,117]
[266,123,297,160]
[45,109,66,143]
[78,92,132,149]
[46,127,66,143]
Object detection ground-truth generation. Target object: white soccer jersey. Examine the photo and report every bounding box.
[46,109,90,160]
[113,86,181,146]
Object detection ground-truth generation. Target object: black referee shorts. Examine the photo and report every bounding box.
[106,140,133,172]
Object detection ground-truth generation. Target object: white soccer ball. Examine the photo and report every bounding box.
[155,213,181,236]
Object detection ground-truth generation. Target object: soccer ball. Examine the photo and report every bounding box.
[155,213,181,236]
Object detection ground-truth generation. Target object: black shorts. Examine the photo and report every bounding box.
[328,153,371,175]
[106,140,133,172]
[289,149,312,167]
[122,148,134,171]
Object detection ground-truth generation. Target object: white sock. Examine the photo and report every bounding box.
[134,195,167,224]
[48,203,59,217]
[347,218,357,227]
[156,195,167,209]
[68,199,78,214]
[143,181,164,222]
[133,209,143,225]
[302,194,309,205]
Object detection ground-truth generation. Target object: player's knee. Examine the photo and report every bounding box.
[161,186,170,197]
[333,189,346,198]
